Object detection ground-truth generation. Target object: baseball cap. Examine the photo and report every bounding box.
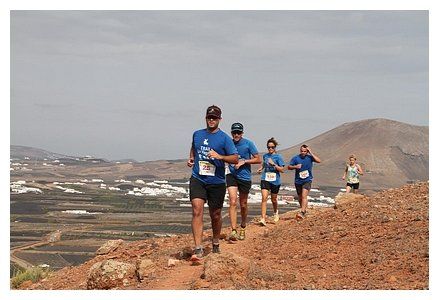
[231,122,244,132]
[206,105,222,118]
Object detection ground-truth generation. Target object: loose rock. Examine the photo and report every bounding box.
[87,259,137,289]
[96,239,124,255]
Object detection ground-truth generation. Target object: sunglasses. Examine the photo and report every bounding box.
[206,116,220,120]
[231,131,242,135]
[267,146,276,149]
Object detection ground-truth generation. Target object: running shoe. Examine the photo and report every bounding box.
[212,243,221,254]
[259,218,267,226]
[228,229,238,241]
[190,247,204,262]
[273,211,280,223]
[238,227,246,240]
[295,211,306,220]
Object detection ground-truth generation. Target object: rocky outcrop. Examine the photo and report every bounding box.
[202,252,253,283]
[333,192,366,210]
[136,259,155,280]
[195,252,257,289]
[96,239,124,255]
[86,259,137,289]
[197,252,296,289]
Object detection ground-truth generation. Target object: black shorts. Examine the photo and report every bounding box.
[295,181,312,195]
[260,180,281,194]
[226,174,251,194]
[189,176,226,209]
[347,182,360,189]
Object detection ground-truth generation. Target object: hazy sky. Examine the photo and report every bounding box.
[10,11,428,161]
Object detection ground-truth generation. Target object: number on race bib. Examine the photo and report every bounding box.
[265,172,277,182]
[199,161,216,176]
[299,170,309,179]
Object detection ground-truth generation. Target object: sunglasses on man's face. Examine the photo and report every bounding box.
[231,131,242,135]
[267,146,276,149]
[206,116,220,120]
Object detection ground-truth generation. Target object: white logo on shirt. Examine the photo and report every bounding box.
[204,139,209,145]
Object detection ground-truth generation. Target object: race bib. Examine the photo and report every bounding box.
[265,172,277,182]
[348,176,359,184]
[225,164,231,175]
[299,170,309,179]
[199,161,216,176]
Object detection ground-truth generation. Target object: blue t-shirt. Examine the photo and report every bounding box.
[191,129,238,184]
[260,153,285,186]
[289,154,316,184]
[228,138,259,181]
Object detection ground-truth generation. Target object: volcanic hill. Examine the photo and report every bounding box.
[277,118,428,190]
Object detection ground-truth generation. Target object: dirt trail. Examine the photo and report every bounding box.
[11,241,50,269]
[11,224,95,270]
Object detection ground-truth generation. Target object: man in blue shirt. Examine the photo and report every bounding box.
[187,105,238,261]
[287,144,322,220]
[226,122,261,241]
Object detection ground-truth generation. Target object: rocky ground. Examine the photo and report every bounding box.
[20,182,429,290]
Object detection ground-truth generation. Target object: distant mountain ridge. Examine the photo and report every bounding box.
[10,145,140,163]
[11,118,429,190]
[10,145,79,160]
[10,145,109,164]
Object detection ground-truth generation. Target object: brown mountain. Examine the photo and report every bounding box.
[277,118,429,190]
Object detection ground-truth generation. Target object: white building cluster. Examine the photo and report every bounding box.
[126,183,187,197]
[61,210,102,215]
[10,181,42,194]
[10,160,33,172]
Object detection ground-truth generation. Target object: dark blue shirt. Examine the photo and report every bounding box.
[289,154,316,184]
[191,129,238,184]
[260,153,285,186]
[228,138,259,181]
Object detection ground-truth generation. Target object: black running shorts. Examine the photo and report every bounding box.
[226,174,251,194]
[347,182,360,190]
[295,181,312,195]
[189,176,226,209]
[260,180,281,194]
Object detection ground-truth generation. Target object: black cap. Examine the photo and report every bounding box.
[206,105,222,118]
[231,122,244,132]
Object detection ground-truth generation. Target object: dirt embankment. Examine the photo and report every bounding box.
[22,182,429,290]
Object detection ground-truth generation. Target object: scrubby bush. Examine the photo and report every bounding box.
[11,267,50,289]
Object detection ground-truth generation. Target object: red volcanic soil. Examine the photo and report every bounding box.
[23,182,428,290]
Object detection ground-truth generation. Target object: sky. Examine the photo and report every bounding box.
[10,10,429,161]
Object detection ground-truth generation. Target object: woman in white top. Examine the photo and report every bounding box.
[342,154,364,193]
